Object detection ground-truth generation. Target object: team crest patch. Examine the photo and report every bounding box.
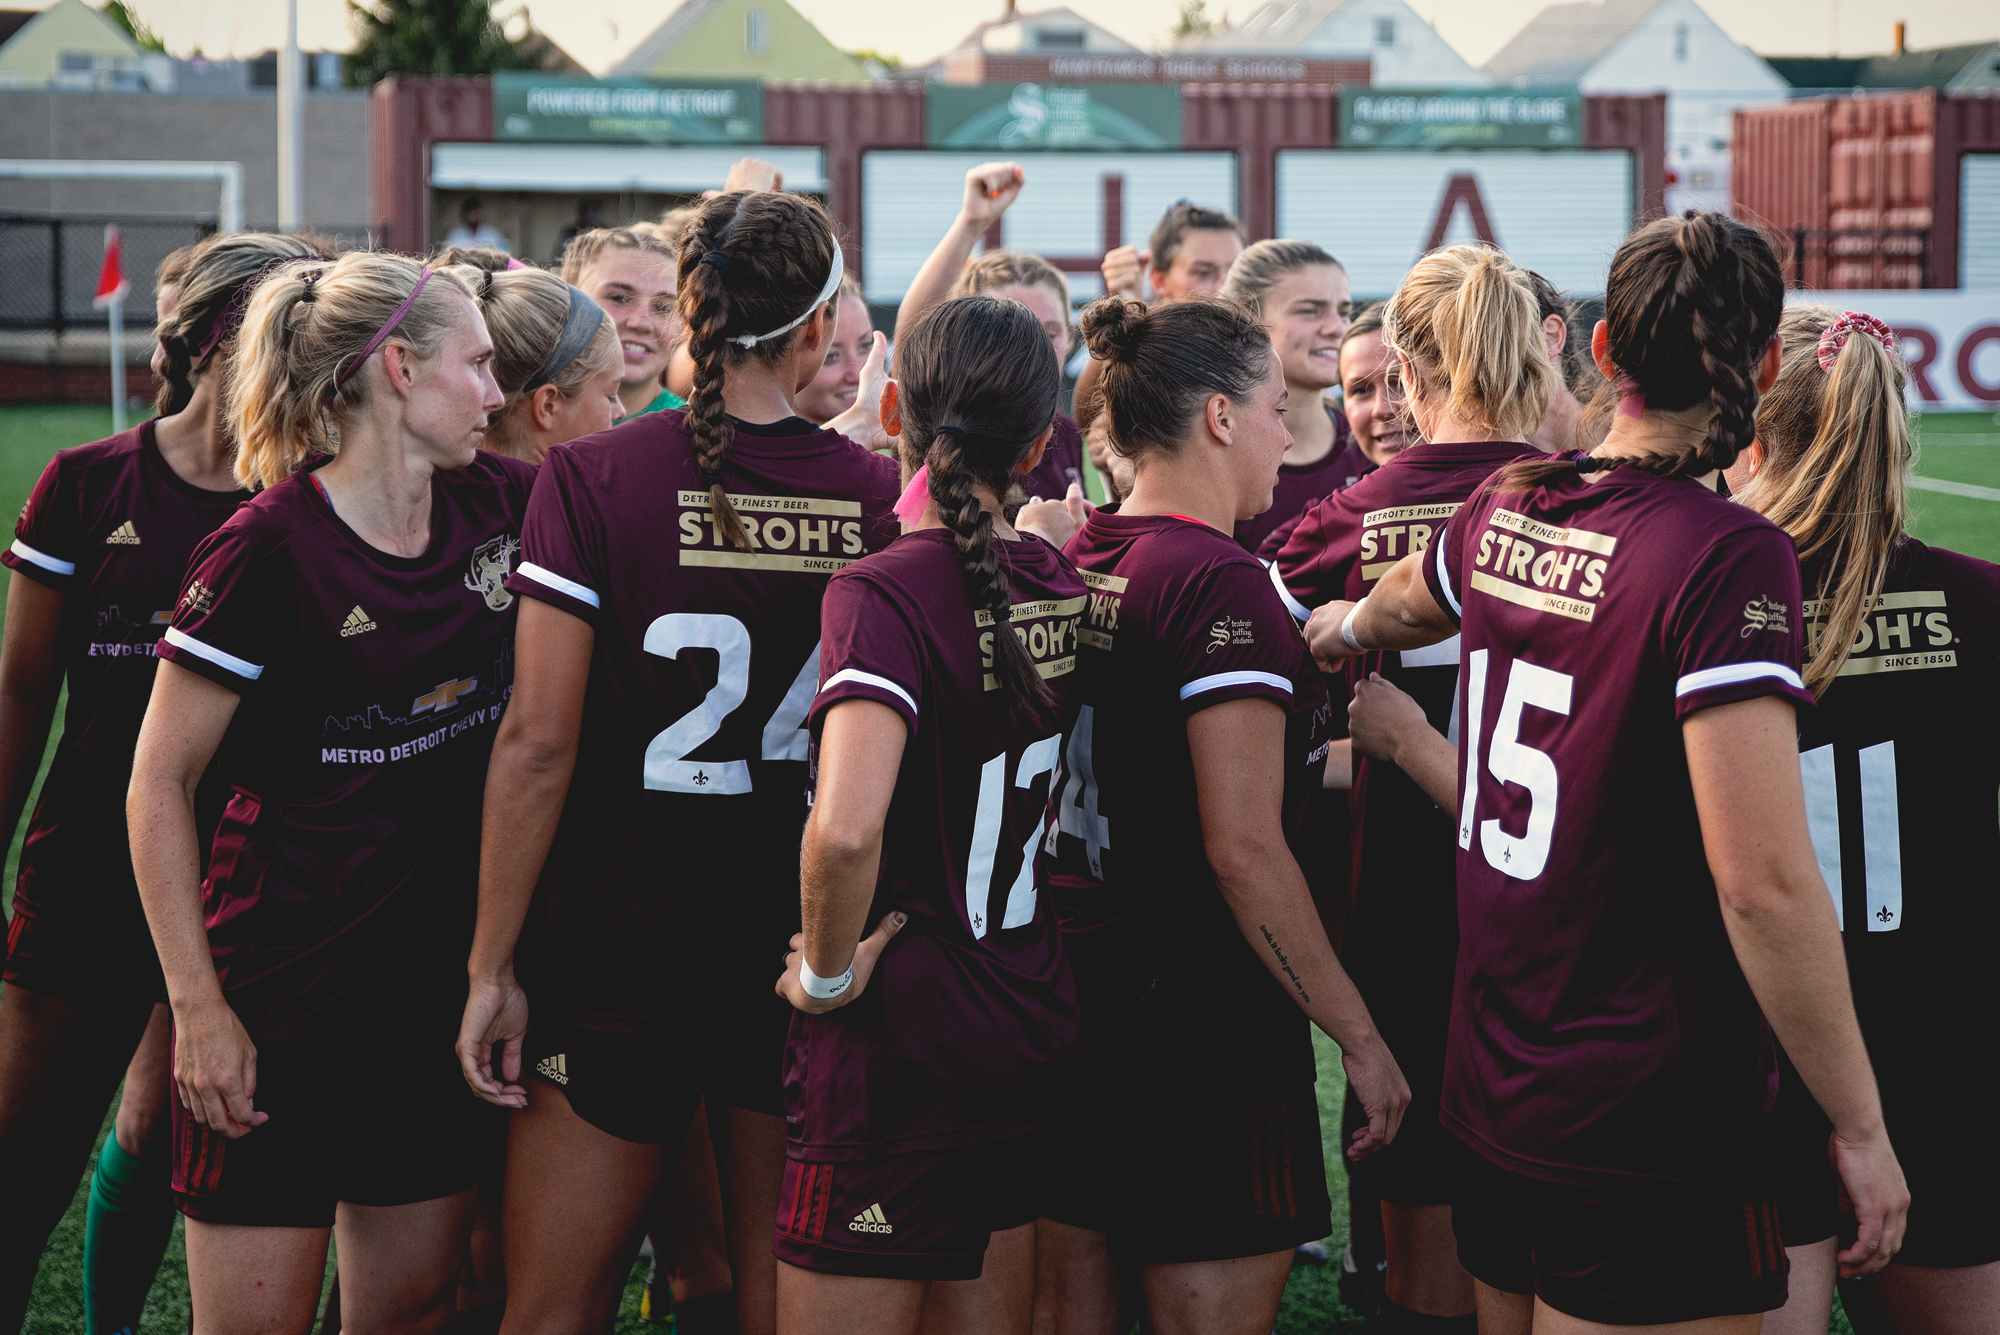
[1741,596,1789,638]
[179,580,215,615]
[464,534,521,612]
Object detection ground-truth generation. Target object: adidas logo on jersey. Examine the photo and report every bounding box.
[105,521,140,545]
[340,605,377,638]
[535,1053,568,1086]
[848,1204,893,1234]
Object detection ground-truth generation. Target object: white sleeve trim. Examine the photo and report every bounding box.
[163,625,264,681]
[1431,523,1460,617]
[9,539,76,577]
[1180,669,1293,700]
[819,667,918,716]
[1267,560,1312,622]
[1675,661,1804,698]
[516,561,600,610]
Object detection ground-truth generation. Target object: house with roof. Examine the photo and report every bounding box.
[1768,32,2000,94]
[935,5,1158,83]
[0,0,172,91]
[1485,0,1786,214]
[1175,0,1489,89]
[611,0,870,85]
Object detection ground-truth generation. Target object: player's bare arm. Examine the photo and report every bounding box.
[1686,695,1909,1277]
[1348,672,1458,814]
[1306,548,1454,666]
[894,161,1026,339]
[1188,696,1410,1158]
[127,660,263,1138]
[0,572,64,847]
[458,596,595,1108]
[779,698,907,1015]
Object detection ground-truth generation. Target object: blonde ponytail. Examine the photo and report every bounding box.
[1741,305,1913,695]
[1384,245,1550,441]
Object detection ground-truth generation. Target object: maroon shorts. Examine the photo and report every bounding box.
[773,1121,1068,1282]
[4,874,166,1008]
[173,1027,501,1227]
[1454,1151,1789,1324]
[521,1023,708,1146]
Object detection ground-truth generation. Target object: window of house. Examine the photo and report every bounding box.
[60,52,92,71]
[1375,17,1396,46]
[1673,24,1688,60]
[1036,27,1086,48]
[745,8,769,53]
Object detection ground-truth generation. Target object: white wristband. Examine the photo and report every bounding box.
[800,958,854,1000]
[1341,598,1368,653]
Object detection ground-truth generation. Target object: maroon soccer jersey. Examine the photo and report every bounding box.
[1420,463,1814,1191]
[1047,511,1332,1089]
[157,453,535,1041]
[506,411,899,1039]
[1233,406,1362,554]
[1,423,246,988]
[1015,413,1087,509]
[788,527,1085,1157]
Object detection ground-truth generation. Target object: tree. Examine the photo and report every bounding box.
[1171,0,1215,39]
[102,0,167,53]
[345,0,530,87]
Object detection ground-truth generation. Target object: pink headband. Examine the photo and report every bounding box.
[1817,311,1897,371]
[505,258,528,271]
[894,465,930,526]
[329,267,433,399]
[1614,378,1645,419]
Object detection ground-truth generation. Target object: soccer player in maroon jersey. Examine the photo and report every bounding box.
[126,251,529,1335]
[457,189,896,1335]
[1041,294,1408,1335]
[1736,307,2000,1335]
[1313,212,1908,1330]
[1218,240,1364,553]
[1271,244,1560,1332]
[0,231,326,1334]
[770,294,1083,1334]
[450,263,622,465]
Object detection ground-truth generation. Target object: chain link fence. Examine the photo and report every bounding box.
[0,216,383,334]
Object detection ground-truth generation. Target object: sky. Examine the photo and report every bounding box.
[40,0,2000,73]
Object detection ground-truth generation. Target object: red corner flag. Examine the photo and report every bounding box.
[93,224,129,309]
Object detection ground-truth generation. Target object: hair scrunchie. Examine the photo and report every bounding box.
[700,251,731,272]
[1816,311,1897,372]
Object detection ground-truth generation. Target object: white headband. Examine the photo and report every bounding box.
[730,246,845,349]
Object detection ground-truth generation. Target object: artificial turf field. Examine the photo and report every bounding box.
[4,403,1994,1334]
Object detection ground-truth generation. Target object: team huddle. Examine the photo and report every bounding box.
[0,156,1992,1335]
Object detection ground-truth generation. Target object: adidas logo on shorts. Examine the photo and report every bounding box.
[848,1203,893,1235]
[105,520,140,545]
[535,1053,568,1086]
[340,605,377,637]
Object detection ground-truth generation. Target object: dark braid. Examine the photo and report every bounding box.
[897,297,1063,717]
[1497,211,1782,493]
[154,232,329,417]
[677,190,840,552]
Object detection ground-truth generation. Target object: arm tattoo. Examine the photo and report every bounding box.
[1260,925,1310,1004]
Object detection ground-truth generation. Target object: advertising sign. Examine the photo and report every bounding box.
[494,73,763,144]
[926,83,1182,151]
[1340,89,1582,149]
[1797,290,2000,410]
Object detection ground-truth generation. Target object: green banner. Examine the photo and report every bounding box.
[494,73,763,144]
[927,82,1181,151]
[1339,89,1582,149]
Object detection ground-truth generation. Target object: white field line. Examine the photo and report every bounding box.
[1910,475,2000,502]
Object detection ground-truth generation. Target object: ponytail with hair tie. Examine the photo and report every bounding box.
[1816,311,1898,372]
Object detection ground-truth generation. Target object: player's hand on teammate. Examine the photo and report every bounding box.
[1085,422,1133,501]
[1829,1124,1910,1277]
[825,331,893,456]
[1100,245,1149,303]
[1017,482,1090,548]
[711,156,784,196]
[776,912,907,1015]
[456,973,533,1109]
[1348,673,1427,764]
[172,997,269,1138]
[1305,599,1365,670]
[1339,1034,1411,1160]
[959,162,1025,229]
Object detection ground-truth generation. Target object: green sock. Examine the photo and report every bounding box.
[83,1135,178,1335]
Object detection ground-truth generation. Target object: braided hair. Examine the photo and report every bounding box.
[1499,212,1783,491]
[896,297,1062,715]
[154,232,329,417]
[675,191,840,551]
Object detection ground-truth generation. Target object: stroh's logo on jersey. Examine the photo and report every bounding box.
[676,490,866,575]
[179,580,215,615]
[977,595,1086,692]
[465,534,521,611]
[1468,510,1615,623]
[1359,503,1458,582]
[340,605,378,637]
[849,1204,893,1235]
[1805,589,1957,677]
[104,520,140,545]
[1740,596,1789,637]
[1078,569,1126,651]
[1206,617,1255,653]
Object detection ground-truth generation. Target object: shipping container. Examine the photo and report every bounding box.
[1735,91,2000,289]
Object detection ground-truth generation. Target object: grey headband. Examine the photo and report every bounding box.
[522,284,607,393]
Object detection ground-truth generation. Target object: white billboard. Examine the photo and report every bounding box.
[1789,290,2000,412]
[860,150,1238,305]
[1276,149,1634,298]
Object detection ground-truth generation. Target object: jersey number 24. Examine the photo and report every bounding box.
[642,612,819,795]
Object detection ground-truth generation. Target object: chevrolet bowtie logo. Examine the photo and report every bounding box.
[411,676,478,715]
